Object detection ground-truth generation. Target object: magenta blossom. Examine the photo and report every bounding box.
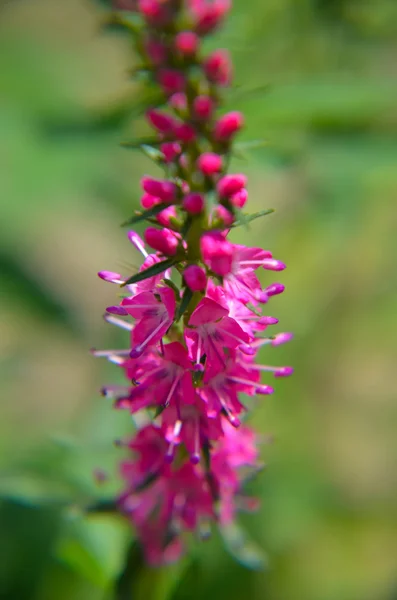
[94,0,293,566]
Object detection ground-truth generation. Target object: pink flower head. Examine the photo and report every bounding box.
[185,298,252,370]
[200,231,233,276]
[121,287,176,357]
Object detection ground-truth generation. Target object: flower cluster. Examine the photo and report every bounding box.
[94,0,292,565]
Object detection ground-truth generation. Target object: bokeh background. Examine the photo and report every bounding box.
[1,0,397,599]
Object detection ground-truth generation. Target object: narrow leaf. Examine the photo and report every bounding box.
[121,138,161,150]
[220,522,268,570]
[141,144,164,163]
[122,259,174,287]
[121,203,168,226]
[231,208,275,228]
[176,287,193,321]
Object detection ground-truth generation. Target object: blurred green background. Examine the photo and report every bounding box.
[1,0,397,599]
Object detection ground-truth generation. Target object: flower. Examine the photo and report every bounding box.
[94,0,293,566]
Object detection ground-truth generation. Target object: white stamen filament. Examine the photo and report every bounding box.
[104,314,133,331]
[134,317,169,352]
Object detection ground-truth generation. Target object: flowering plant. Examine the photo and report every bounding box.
[94,0,293,566]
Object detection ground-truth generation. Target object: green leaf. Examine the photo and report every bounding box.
[219,522,268,570]
[121,137,161,150]
[141,144,164,163]
[56,514,130,589]
[231,208,275,228]
[122,258,175,287]
[101,13,142,37]
[121,203,168,226]
[233,139,269,159]
[176,287,193,321]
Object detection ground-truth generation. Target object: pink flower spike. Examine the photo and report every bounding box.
[274,366,294,377]
[262,258,286,271]
[142,177,178,204]
[184,265,207,291]
[175,31,200,56]
[193,95,214,120]
[200,231,234,276]
[183,192,204,215]
[217,174,247,198]
[98,270,124,284]
[272,332,293,346]
[203,50,232,86]
[197,152,223,176]
[144,227,178,256]
[214,111,244,142]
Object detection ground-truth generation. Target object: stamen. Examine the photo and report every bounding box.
[104,314,133,331]
[130,317,169,357]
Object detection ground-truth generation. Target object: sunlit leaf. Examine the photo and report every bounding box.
[122,258,175,286]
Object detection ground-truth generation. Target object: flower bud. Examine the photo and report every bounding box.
[156,205,178,227]
[142,176,178,203]
[141,193,160,209]
[193,95,215,120]
[169,92,187,113]
[182,192,204,214]
[230,188,248,208]
[203,50,232,86]
[214,111,244,141]
[157,68,185,95]
[184,265,207,291]
[217,174,247,198]
[197,152,222,176]
[174,122,196,143]
[98,270,123,283]
[146,109,177,135]
[144,37,167,66]
[138,0,168,25]
[175,31,200,56]
[160,142,181,163]
[190,0,231,34]
[214,205,234,226]
[144,227,178,256]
